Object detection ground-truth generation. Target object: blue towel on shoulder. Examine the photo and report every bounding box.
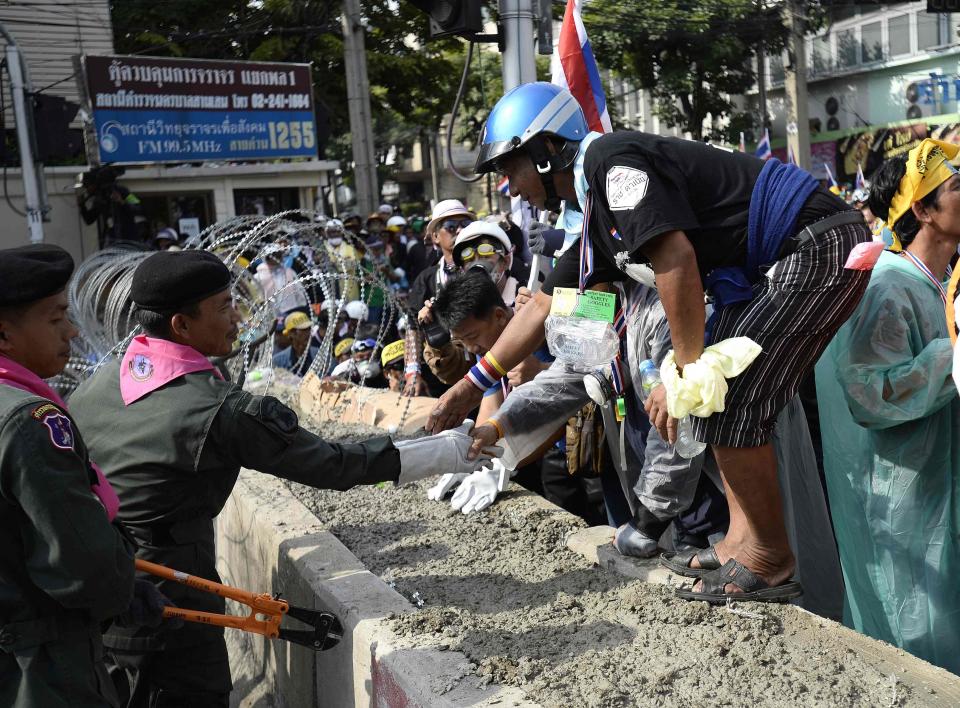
[704,158,818,342]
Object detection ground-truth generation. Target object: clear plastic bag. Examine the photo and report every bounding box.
[544,315,620,369]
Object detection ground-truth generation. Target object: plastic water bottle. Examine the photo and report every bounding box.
[638,359,707,459]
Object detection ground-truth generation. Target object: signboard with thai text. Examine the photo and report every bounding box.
[76,55,316,165]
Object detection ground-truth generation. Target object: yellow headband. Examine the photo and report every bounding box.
[886,138,960,251]
[380,339,405,367]
[334,338,354,358]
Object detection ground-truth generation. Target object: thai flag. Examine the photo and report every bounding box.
[551,0,612,134]
[754,128,772,160]
[824,161,839,189]
[497,176,510,196]
[855,163,867,191]
[787,142,798,166]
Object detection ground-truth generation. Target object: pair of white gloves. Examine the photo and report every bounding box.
[394,421,506,502]
[426,458,512,514]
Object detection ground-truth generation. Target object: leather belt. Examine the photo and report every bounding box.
[779,209,866,260]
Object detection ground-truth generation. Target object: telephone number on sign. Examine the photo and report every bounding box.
[251,93,311,110]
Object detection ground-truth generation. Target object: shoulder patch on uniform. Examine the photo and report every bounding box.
[262,397,298,434]
[242,394,299,440]
[605,166,649,211]
[37,409,75,451]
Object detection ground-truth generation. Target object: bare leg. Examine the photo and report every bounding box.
[692,443,795,591]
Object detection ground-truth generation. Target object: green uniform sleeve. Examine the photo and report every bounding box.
[209,390,401,489]
[0,404,135,620]
[838,285,955,429]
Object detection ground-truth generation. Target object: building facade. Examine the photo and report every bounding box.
[0,0,337,260]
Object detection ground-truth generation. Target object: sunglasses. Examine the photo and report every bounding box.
[459,242,501,263]
[441,218,474,232]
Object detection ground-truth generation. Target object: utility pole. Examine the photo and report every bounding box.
[756,0,768,131]
[1,25,46,243]
[341,0,378,215]
[499,0,538,91]
[757,50,768,131]
[783,0,810,170]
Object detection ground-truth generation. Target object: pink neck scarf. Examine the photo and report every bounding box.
[0,355,119,520]
[120,335,217,406]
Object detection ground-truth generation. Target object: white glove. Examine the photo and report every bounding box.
[394,419,501,486]
[426,473,468,501]
[450,459,511,514]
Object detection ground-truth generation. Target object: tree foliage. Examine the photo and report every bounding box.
[110,0,487,182]
[584,0,791,142]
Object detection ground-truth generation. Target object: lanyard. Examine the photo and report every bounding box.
[576,195,628,404]
[578,194,594,293]
[902,251,947,305]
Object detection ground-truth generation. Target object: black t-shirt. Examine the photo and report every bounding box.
[544,131,847,294]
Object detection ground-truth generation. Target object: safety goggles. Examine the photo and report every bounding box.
[350,338,377,353]
[440,218,474,233]
[458,242,502,263]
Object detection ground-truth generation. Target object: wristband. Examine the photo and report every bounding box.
[404,363,421,375]
[486,417,505,441]
[465,353,504,391]
[484,352,507,377]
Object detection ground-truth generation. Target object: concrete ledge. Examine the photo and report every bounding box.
[217,470,538,707]
[565,525,960,704]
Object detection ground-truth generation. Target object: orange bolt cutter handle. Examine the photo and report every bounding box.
[135,558,287,640]
[134,559,343,651]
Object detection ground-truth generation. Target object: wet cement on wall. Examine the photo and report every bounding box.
[283,421,944,708]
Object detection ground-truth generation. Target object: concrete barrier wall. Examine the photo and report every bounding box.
[218,470,960,707]
[216,470,537,708]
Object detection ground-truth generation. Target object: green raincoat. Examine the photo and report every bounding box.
[815,250,959,674]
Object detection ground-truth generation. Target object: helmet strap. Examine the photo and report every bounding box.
[525,135,576,213]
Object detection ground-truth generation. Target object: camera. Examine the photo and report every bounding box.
[77,164,125,203]
[421,318,451,348]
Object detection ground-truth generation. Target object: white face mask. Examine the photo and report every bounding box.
[328,237,343,247]
[468,259,505,286]
[357,360,381,378]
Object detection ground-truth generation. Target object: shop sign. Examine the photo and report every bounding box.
[76,55,317,165]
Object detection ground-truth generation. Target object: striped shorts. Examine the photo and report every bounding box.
[692,219,872,448]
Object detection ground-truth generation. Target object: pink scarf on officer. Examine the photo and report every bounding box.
[0,355,120,520]
[119,334,219,405]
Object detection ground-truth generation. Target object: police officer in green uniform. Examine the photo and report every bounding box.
[0,245,171,708]
[69,250,494,708]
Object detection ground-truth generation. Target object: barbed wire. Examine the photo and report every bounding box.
[63,209,415,430]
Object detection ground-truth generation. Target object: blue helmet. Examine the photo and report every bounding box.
[475,82,588,175]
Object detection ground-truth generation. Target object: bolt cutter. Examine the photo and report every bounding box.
[135,559,342,651]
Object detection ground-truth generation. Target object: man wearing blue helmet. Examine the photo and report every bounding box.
[429,82,876,604]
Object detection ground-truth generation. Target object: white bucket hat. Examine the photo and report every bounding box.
[427,199,473,234]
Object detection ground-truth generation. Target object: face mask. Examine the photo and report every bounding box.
[328,237,343,247]
[357,360,381,378]
[468,260,505,285]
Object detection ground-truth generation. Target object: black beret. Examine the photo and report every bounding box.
[0,244,74,307]
[131,250,231,311]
